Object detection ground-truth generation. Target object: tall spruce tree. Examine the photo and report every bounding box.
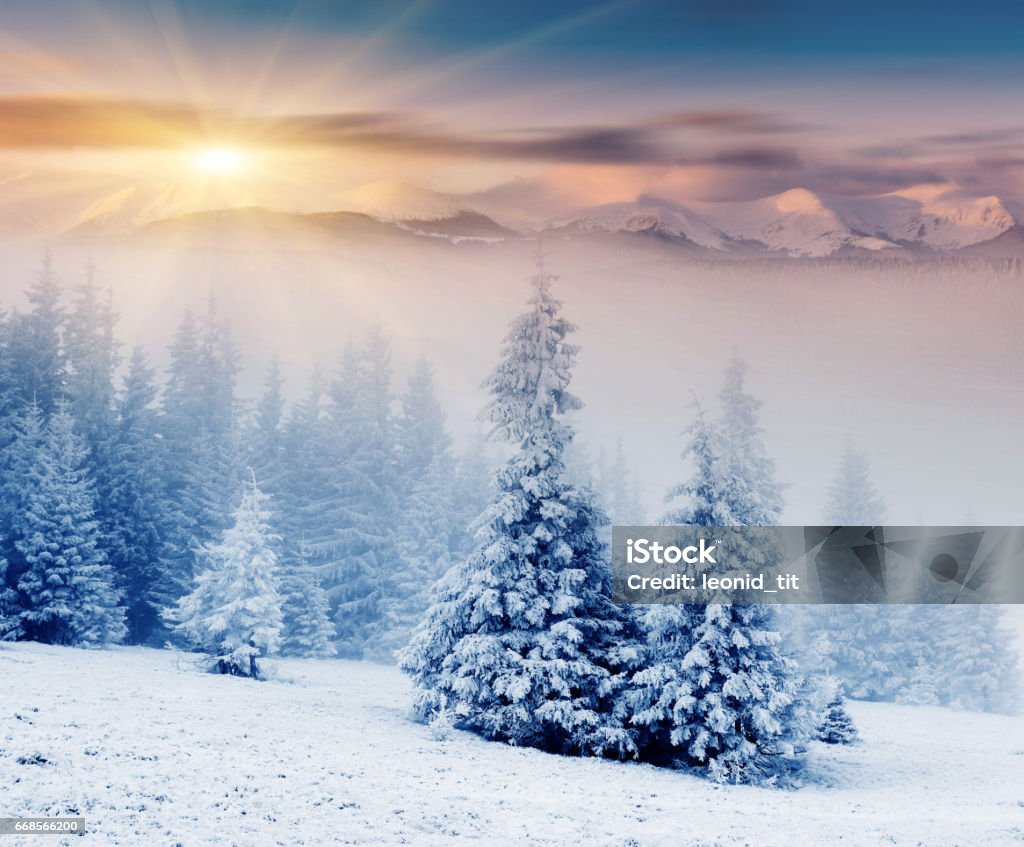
[273,369,370,659]
[308,334,401,659]
[6,251,66,417]
[381,359,455,658]
[383,450,455,658]
[105,348,172,643]
[813,444,908,701]
[718,359,784,525]
[13,404,125,646]
[249,357,286,492]
[159,300,241,617]
[396,357,449,486]
[0,401,44,641]
[65,263,119,458]
[401,258,635,758]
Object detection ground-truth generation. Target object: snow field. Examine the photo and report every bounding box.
[2,643,1023,846]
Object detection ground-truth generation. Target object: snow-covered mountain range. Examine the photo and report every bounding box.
[4,173,1021,257]
[546,185,1021,257]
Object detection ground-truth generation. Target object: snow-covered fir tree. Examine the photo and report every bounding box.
[6,251,66,416]
[65,262,119,464]
[895,660,940,706]
[293,334,401,659]
[168,475,283,678]
[401,258,636,758]
[383,450,455,658]
[823,444,887,526]
[380,359,456,659]
[275,370,352,647]
[927,604,1020,714]
[396,356,449,486]
[248,357,286,491]
[0,558,19,641]
[279,547,337,659]
[628,371,814,784]
[13,403,125,646]
[718,359,784,525]
[599,437,646,526]
[159,300,242,617]
[810,446,912,701]
[818,681,859,745]
[0,403,44,641]
[104,348,172,643]
[449,428,494,556]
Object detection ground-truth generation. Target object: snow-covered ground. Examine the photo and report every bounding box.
[1,643,1023,846]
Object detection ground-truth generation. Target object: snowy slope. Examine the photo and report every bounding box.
[338,180,472,222]
[546,190,894,257]
[545,197,728,250]
[827,184,1017,250]
[0,171,134,239]
[71,181,261,235]
[2,642,1022,847]
[336,180,514,239]
[694,188,897,257]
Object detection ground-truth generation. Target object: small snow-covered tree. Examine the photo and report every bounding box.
[818,682,859,745]
[895,661,940,706]
[675,603,804,782]
[280,549,337,659]
[929,605,1020,714]
[15,403,125,646]
[168,475,283,678]
[823,444,887,526]
[0,558,21,641]
[400,258,635,758]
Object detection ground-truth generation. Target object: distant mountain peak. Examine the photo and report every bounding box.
[771,187,827,213]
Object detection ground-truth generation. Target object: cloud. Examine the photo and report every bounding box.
[693,147,802,167]
[0,95,405,149]
[648,110,816,134]
[921,129,1023,145]
[1,94,1015,199]
[0,95,807,166]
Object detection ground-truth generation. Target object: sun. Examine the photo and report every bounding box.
[193,146,248,175]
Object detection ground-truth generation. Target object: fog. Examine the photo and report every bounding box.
[1,228,1020,526]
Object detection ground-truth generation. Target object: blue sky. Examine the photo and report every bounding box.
[0,0,1022,202]
[89,0,1024,59]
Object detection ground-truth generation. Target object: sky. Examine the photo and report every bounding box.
[0,1,1021,528]
[1,0,1023,208]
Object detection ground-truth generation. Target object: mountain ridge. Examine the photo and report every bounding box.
[13,174,1024,257]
